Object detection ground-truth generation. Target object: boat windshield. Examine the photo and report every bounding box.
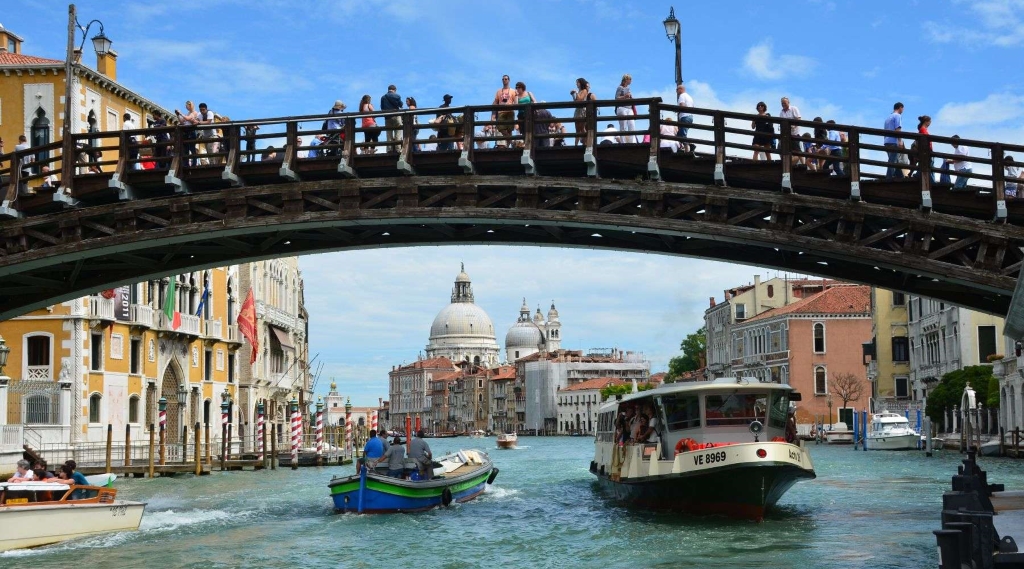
[660,393,700,431]
[704,393,767,427]
[769,392,789,429]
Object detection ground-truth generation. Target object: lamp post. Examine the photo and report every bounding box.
[61,5,112,195]
[663,7,682,86]
[826,394,834,430]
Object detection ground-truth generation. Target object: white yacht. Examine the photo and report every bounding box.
[866,412,920,450]
[590,377,815,521]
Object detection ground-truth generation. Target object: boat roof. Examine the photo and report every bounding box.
[600,377,796,412]
[872,412,911,422]
[0,482,70,491]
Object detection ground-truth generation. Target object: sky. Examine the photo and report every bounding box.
[6,0,1024,405]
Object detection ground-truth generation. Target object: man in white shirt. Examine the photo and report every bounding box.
[13,135,32,194]
[946,135,972,190]
[1005,156,1022,199]
[676,83,694,151]
[122,112,142,170]
[601,123,617,145]
[779,97,802,164]
[196,103,218,164]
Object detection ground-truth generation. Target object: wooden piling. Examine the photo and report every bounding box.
[148,424,156,478]
[220,422,227,472]
[159,424,166,465]
[182,425,189,464]
[271,423,277,470]
[105,424,113,474]
[1000,427,1006,457]
[261,419,268,468]
[194,422,202,476]
[227,423,233,467]
[205,423,211,466]
[125,424,132,467]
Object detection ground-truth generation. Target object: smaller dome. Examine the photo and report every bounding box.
[506,321,543,349]
[547,301,559,321]
[455,262,471,283]
[533,307,544,323]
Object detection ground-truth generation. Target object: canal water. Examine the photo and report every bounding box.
[4,438,1023,568]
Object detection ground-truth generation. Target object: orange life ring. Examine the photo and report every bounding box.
[674,437,698,455]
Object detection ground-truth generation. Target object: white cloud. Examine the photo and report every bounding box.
[742,39,817,81]
[936,93,1024,127]
[924,0,1024,47]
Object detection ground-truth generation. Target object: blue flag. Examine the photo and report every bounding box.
[195,285,210,317]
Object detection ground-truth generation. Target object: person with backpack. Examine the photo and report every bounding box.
[324,100,346,157]
[435,94,456,152]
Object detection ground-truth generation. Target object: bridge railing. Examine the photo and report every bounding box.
[0,98,1018,221]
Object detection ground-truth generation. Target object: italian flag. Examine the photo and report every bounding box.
[163,277,181,330]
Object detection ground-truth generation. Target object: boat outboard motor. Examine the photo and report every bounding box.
[749,420,764,442]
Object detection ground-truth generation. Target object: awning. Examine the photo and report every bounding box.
[269,325,294,349]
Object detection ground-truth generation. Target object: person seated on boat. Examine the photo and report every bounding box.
[615,411,628,445]
[63,460,92,500]
[638,405,661,445]
[378,429,390,453]
[374,437,406,478]
[409,430,433,480]
[632,414,650,444]
[363,429,385,465]
[8,460,35,482]
[629,407,645,443]
[32,459,55,480]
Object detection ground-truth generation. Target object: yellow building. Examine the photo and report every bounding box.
[0,23,168,195]
[864,289,911,406]
[0,269,245,456]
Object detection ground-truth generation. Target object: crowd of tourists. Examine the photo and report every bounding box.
[5,73,1022,196]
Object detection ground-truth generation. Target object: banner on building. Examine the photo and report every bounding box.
[237,288,258,365]
[115,286,131,321]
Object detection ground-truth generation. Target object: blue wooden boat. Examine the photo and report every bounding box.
[328,449,498,513]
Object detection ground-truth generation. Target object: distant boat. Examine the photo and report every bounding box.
[328,449,498,513]
[496,432,518,449]
[866,412,920,450]
[470,430,487,438]
[824,423,854,445]
[0,480,146,551]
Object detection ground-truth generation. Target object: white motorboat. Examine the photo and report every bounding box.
[0,481,146,551]
[590,377,815,521]
[824,422,854,444]
[496,432,518,449]
[866,412,920,450]
[469,430,487,438]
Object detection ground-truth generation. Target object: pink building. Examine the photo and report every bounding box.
[730,285,873,427]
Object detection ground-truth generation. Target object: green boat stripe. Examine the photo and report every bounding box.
[330,472,490,498]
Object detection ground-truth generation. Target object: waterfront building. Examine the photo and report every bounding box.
[236,259,310,445]
[729,285,872,428]
[905,296,1003,403]
[556,377,626,435]
[504,299,561,362]
[0,269,244,469]
[862,289,911,411]
[424,265,500,367]
[487,365,517,433]
[388,356,458,429]
[705,276,837,380]
[517,348,650,434]
[0,24,169,192]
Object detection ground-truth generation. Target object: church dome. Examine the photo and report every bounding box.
[505,320,543,349]
[430,302,496,339]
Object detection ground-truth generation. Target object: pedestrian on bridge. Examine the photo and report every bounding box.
[884,102,905,180]
[174,101,200,166]
[359,95,380,154]
[676,83,694,152]
[380,85,404,153]
[779,97,801,166]
[751,102,774,161]
[1005,156,1021,198]
[615,74,638,144]
[493,75,517,147]
[571,78,592,146]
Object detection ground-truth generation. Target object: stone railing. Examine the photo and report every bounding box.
[130,304,154,328]
[204,319,223,340]
[226,324,241,344]
[0,425,23,451]
[88,295,115,320]
[25,365,51,381]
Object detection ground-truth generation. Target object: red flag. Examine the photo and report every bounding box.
[237,288,258,364]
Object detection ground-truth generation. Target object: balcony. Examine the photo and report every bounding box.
[156,312,201,336]
[226,324,241,345]
[129,304,154,328]
[88,296,114,321]
[26,365,51,381]
[204,319,223,340]
[259,302,297,330]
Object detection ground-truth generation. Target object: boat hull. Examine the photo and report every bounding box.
[594,462,813,520]
[825,431,853,444]
[867,433,920,450]
[330,469,491,513]
[496,440,517,449]
[0,501,146,551]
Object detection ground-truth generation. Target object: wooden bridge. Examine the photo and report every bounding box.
[0,97,1021,318]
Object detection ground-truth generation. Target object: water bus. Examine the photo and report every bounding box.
[0,481,146,551]
[329,449,497,513]
[590,377,815,520]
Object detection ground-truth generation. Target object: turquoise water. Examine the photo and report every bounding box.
[4,438,1023,568]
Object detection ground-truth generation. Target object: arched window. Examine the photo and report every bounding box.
[89,393,102,423]
[767,284,774,298]
[128,396,140,424]
[813,323,825,353]
[814,366,827,394]
[24,333,52,380]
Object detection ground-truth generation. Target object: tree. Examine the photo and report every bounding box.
[830,372,865,409]
[666,326,707,381]
[925,365,996,425]
[600,382,653,401]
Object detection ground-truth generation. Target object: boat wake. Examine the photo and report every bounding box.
[140,508,240,532]
[482,486,522,501]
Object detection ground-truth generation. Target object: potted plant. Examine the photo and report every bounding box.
[988,353,1006,376]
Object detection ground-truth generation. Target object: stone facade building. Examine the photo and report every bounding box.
[556,377,626,435]
[863,289,911,411]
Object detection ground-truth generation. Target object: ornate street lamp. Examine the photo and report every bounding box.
[61,5,113,195]
[0,333,10,376]
[663,7,682,86]
[826,394,834,430]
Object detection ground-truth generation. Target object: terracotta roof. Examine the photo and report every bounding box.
[649,372,667,384]
[396,357,456,371]
[489,366,516,380]
[431,371,461,381]
[743,285,871,323]
[0,52,63,66]
[559,377,628,392]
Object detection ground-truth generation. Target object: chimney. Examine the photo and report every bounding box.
[709,296,716,308]
[72,48,82,64]
[97,49,117,81]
